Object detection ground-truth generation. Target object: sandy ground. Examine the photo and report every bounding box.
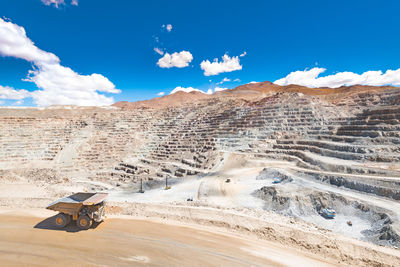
[0,209,333,267]
[1,200,399,266]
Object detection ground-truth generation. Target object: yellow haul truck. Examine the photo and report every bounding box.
[46,192,108,230]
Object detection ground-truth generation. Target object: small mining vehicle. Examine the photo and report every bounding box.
[321,207,336,219]
[46,192,108,230]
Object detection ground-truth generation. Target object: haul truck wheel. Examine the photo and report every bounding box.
[65,214,72,225]
[77,215,92,230]
[55,213,68,228]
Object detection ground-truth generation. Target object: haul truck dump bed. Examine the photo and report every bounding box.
[47,192,108,230]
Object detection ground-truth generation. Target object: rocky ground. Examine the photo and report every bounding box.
[0,82,399,265]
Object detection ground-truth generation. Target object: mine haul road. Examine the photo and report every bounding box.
[0,209,334,267]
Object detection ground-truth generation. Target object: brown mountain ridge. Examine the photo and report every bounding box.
[113,81,398,109]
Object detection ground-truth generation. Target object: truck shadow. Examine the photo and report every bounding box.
[34,215,102,232]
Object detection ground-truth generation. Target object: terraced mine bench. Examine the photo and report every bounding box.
[46,192,108,230]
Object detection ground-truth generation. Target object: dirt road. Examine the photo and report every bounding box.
[0,210,334,267]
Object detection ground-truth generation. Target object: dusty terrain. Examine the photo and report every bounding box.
[0,208,336,267]
[0,82,399,266]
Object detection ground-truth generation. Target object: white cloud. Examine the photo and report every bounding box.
[157,51,193,68]
[41,0,77,7]
[41,0,65,8]
[0,18,59,64]
[0,18,120,106]
[0,85,30,100]
[157,92,165,96]
[274,67,400,88]
[27,63,120,106]
[169,86,213,95]
[217,77,231,85]
[154,47,164,55]
[234,78,241,82]
[248,81,259,84]
[162,24,173,32]
[240,51,247,57]
[169,86,231,95]
[170,86,206,94]
[214,87,228,92]
[200,54,242,76]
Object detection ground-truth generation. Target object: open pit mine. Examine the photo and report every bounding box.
[1,81,400,266]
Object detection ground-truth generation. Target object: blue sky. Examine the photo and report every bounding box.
[0,0,400,106]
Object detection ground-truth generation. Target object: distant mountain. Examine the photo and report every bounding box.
[113,81,398,109]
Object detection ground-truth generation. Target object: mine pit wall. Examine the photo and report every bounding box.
[254,168,400,247]
[253,186,400,246]
[301,171,400,200]
[0,89,399,194]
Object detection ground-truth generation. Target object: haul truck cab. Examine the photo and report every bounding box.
[46,192,108,230]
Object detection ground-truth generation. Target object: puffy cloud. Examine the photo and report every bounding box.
[0,18,120,106]
[0,85,30,100]
[200,54,242,76]
[157,51,193,68]
[169,86,207,94]
[41,0,77,7]
[157,92,165,96]
[214,87,228,92]
[217,77,231,85]
[26,63,120,106]
[0,18,59,64]
[240,51,247,57]
[41,0,65,8]
[234,78,241,82]
[169,86,231,95]
[248,81,259,84]
[274,67,400,88]
[162,24,173,32]
[154,47,164,55]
